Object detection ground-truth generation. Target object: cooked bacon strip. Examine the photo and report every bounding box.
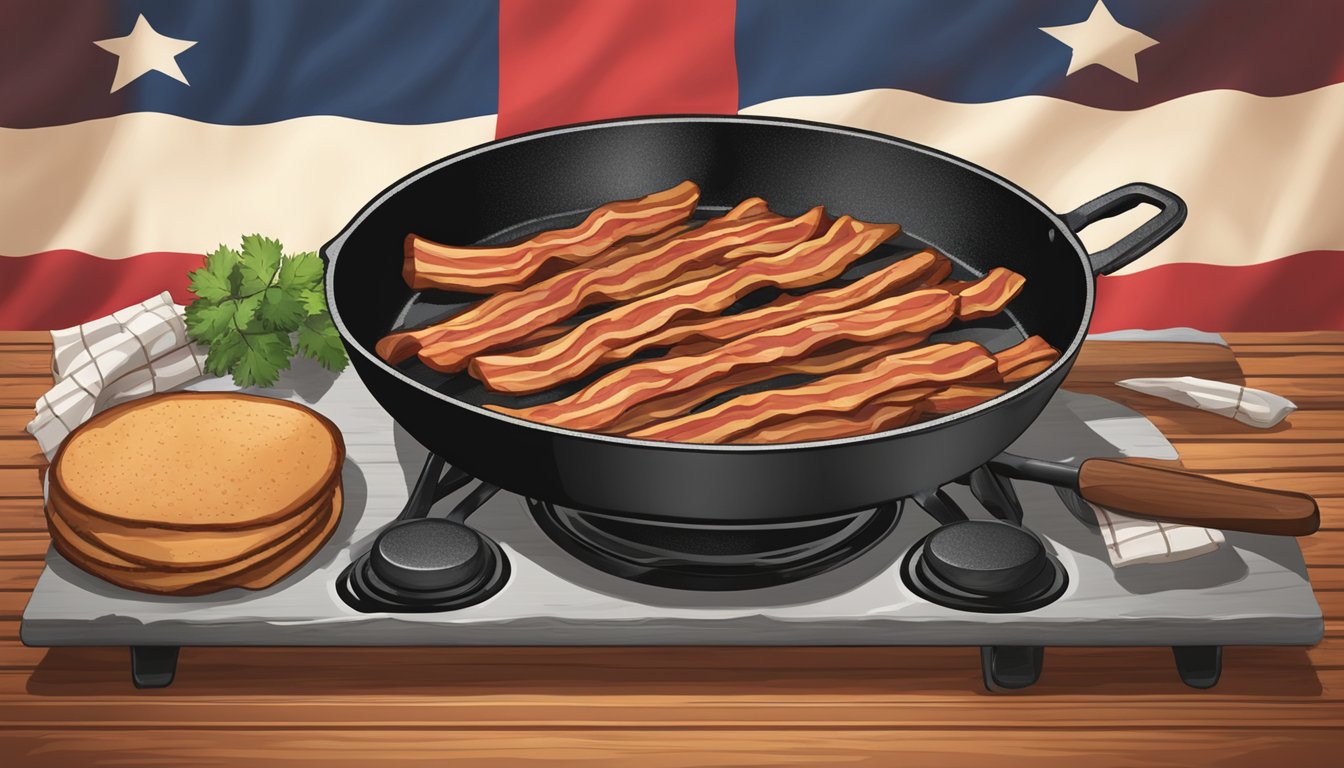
[1002,359,1054,382]
[730,343,1051,445]
[404,203,777,362]
[599,252,956,365]
[413,207,824,372]
[378,199,782,363]
[666,249,945,339]
[916,253,954,287]
[491,288,959,432]
[491,322,575,353]
[981,335,1059,382]
[376,199,812,368]
[732,387,936,444]
[606,333,931,434]
[917,385,1008,416]
[944,267,1027,320]
[663,338,722,358]
[470,216,902,393]
[490,224,700,352]
[491,216,747,349]
[575,221,698,271]
[627,342,996,443]
[534,252,946,390]
[597,249,942,361]
[775,345,1051,444]
[614,309,1047,440]
[404,181,700,292]
[652,262,1006,366]
[734,384,1007,444]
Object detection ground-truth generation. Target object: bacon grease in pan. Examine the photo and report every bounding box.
[403,181,701,292]
[469,215,902,394]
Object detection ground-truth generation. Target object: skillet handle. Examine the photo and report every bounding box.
[1061,183,1187,275]
[1077,459,1320,537]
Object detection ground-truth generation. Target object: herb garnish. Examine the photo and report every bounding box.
[184,235,348,387]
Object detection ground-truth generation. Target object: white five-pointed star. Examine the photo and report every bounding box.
[93,14,197,93]
[1039,0,1158,82]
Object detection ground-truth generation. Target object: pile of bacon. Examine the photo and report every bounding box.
[376,180,1060,444]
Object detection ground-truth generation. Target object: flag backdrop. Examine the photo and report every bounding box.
[2,0,1342,330]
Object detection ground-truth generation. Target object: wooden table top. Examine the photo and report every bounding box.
[0,330,1340,766]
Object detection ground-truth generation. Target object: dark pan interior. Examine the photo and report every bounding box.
[331,118,1091,421]
[388,207,1029,412]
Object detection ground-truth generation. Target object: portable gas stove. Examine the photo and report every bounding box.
[20,365,1323,691]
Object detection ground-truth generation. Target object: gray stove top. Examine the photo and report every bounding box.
[20,363,1323,650]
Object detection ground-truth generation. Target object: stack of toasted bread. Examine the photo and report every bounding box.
[46,392,344,596]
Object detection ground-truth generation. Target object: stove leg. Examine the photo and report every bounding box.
[1172,645,1221,689]
[980,646,1044,691]
[130,646,179,689]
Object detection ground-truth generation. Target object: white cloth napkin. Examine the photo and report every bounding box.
[26,292,209,460]
[1063,394,1226,568]
[1117,376,1297,428]
[1085,501,1226,567]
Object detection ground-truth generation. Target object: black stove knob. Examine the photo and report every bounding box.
[921,520,1047,595]
[369,518,488,592]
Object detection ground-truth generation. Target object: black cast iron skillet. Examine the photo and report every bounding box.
[323,115,1317,535]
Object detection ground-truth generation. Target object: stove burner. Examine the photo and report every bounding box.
[337,455,510,613]
[901,520,1066,613]
[529,499,904,591]
[924,519,1046,593]
[372,518,487,591]
[338,518,510,613]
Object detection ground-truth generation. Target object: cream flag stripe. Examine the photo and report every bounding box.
[3,85,1343,275]
[0,114,498,261]
[741,84,1344,275]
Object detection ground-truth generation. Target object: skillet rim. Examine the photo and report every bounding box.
[322,114,1093,453]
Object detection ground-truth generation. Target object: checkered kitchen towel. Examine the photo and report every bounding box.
[1056,390,1228,568]
[26,292,208,459]
[1088,502,1226,567]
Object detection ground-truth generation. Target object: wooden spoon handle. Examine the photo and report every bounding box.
[1077,459,1319,536]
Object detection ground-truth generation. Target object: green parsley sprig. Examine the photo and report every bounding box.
[184,235,348,387]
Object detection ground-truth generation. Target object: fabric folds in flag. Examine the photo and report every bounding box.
[1,0,1341,330]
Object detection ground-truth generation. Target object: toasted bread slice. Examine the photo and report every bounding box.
[51,486,342,596]
[51,392,344,529]
[47,480,335,571]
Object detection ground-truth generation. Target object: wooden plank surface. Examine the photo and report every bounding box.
[3,728,1342,768]
[1063,340,1241,405]
[0,468,41,499]
[0,408,36,435]
[0,348,49,377]
[0,380,49,409]
[1156,408,1344,442]
[0,330,1341,767]
[0,440,43,468]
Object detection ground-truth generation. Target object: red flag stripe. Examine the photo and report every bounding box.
[0,251,202,330]
[1091,250,1344,333]
[2,249,1340,333]
[496,0,738,138]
